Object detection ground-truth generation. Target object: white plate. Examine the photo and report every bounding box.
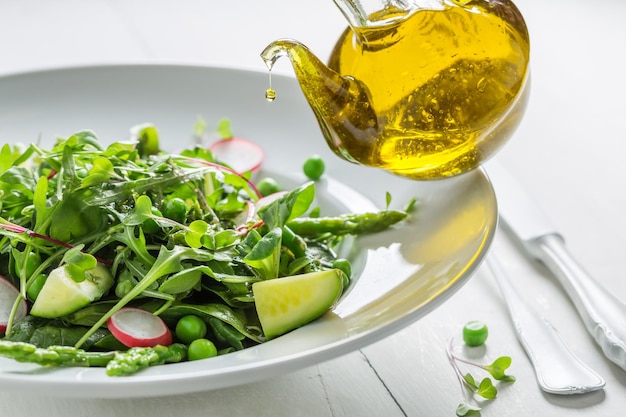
[0,65,497,398]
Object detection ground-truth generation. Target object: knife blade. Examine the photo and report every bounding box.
[485,160,626,372]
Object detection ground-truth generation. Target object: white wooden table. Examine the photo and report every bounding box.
[1,0,625,416]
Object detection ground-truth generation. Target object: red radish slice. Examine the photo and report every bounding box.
[234,200,257,228]
[0,275,27,335]
[107,307,172,348]
[209,137,264,174]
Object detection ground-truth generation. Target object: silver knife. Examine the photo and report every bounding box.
[485,160,626,372]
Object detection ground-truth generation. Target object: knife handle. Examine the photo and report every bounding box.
[528,233,626,371]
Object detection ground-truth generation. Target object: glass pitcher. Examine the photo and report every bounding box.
[261,0,530,180]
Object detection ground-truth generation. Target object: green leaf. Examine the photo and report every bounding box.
[243,227,282,279]
[4,316,109,350]
[484,356,514,381]
[71,130,103,150]
[258,182,315,230]
[0,144,12,175]
[193,116,207,138]
[0,166,37,190]
[180,146,215,163]
[33,176,52,233]
[127,195,155,225]
[133,123,160,156]
[213,229,241,249]
[184,220,208,249]
[217,118,233,139]
[158,267,204,295]
[81,157,117,187]
[463,373,478,390]
[456,402,481,416]
[207,316,245,350]
[61,144,80,190]
[49,194,107,241]
[64,302,119,326]
[477,377,498,399]
[114,225,155,267]
[61,246,98,282]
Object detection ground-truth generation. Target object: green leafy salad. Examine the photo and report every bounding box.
[0,122,411,376]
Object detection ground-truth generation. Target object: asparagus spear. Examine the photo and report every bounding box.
[106,343,187,376]
[0,340,187,376]
[286,210,408,237]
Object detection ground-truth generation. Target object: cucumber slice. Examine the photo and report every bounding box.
[30,264,114,318]
[252,269,343,339]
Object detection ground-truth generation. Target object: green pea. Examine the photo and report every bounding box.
[26,273,47,301]
[14,251,41,280]
[187,338,218,361]
[303,155,325,180]
[463,320,489,347]
[175,315,207,344]
[162,197,187,223]
[256,177,281,197]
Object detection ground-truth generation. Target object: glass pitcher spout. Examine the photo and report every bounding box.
[261,39,380,163]
[261,0,531,180]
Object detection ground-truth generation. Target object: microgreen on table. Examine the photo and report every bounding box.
[446,338,516,416]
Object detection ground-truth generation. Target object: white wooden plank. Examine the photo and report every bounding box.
[318,351,406,417]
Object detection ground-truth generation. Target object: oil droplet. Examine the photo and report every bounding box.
[265,88,276,102]
[265,70,276,102]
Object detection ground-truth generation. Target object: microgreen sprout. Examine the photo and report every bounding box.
[446,338,516,416]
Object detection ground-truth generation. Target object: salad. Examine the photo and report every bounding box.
[0,121,411,376]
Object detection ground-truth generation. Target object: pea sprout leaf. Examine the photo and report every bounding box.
[217,118,233,139]
[123,195,154,226]
[133,123,160,156]
[185,220,209,249]
[477,377,498,399]
[483,356,515,381]
[193,116,207,138]
[61,246,98,283]
[456,402,482,417]
[81,157,118,187]
[463,373,478,390]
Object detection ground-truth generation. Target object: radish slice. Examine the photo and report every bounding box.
[233,200,256,228]
[0,275,27,335]
[209,137,264,174]
[107,307,172,348]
